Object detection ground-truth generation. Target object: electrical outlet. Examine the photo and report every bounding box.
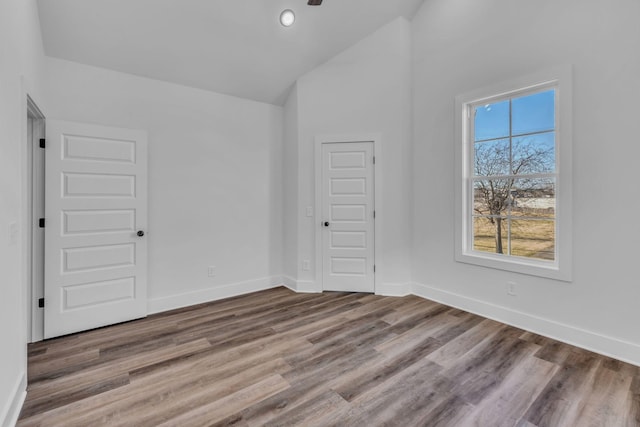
[208,266,216,277]
[507,281,517,296]
[302,260,310,271]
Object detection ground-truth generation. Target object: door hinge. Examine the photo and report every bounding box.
[39,138,45,149]
[373,156,376,165]
[373,210,376,219]
[373,265,376,273]
[39,218,45,228]
[38,298,45,308]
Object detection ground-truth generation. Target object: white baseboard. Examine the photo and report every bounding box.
[376,282,412,297]
[281,276,321,293]
[296,280,321,293]
[281,276,297,292]
[1,373,26,427]
[148,276,282,314]
[412,282,640,367]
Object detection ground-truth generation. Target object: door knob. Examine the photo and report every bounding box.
[137,230,145,237]
[324,222,330,227]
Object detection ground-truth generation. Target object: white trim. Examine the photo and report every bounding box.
[26,96,45,343]
[454,65,573,282]
[295,280,322,294]
[1,373,26,427]
[412,282,640,367]
[313,133,382,293]
[375,282,412,297]
[281,276,321,293]
[21,77,48,344]
[147,276,281,314]
[281,275,297,292]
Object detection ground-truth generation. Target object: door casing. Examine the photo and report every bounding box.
[314,133,381,293]
[27,95,46,342]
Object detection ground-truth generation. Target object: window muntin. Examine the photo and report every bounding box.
[469,87,557,262]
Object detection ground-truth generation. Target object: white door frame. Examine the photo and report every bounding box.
[26,95,46,342]
[314,133,382,293]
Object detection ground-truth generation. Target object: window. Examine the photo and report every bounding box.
[455,67,572,281]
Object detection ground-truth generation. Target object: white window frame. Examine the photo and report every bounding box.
[454,65,573,281]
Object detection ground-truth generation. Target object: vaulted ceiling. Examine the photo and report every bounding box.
[37,0,424,105]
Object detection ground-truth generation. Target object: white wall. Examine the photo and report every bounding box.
[282,84,299,283]
[291,17,413,293]
[412,0,640,363]
[0,0,47,424]
[44,58,284,313]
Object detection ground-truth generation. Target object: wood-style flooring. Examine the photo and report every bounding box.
[18,287,640,426]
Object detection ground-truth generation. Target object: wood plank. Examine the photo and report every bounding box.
[449,333,541,405]
[462,355,558,426]
[219,352,386,426]
[261,390,351,427]
[348,358,458,426]
[284,320,392,369]
[386,304,451,335]
[155,375,290,427]
[20,373,130,419]
[625,375,640,427]
[109,359,293,427]
[522,349,602,426]
[28,348,100,382]
[416,394,475,427]
[304,306,395,344]
[128,335,311,381]
[427,318,504,368]
[431,311,486,343]
[335,335,441,402]
[374,312,459,358]
[24,338,211,401]
[570,363,633,426]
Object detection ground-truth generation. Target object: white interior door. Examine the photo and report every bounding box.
[45,120,148,338]
[321,142,375,293]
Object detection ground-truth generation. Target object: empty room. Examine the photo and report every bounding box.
[1,0,639,425]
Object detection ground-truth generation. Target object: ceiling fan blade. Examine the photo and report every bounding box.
[308,0,323,5]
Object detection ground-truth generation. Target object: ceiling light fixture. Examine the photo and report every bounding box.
[280,9,295,27]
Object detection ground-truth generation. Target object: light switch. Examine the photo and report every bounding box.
[306,207,313,217]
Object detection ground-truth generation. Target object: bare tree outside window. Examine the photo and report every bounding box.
[471,89,556,261]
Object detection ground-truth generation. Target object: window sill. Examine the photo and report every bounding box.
[455,251,572,282]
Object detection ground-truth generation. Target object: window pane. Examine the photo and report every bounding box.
[512,90,555,136]
[511,178,555,219]
[473,179,512,216]
[510,219,555,261]
[512,132,555,174]
[474,100,509,141]
[473,216,507,255]
[474,138,510,176]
